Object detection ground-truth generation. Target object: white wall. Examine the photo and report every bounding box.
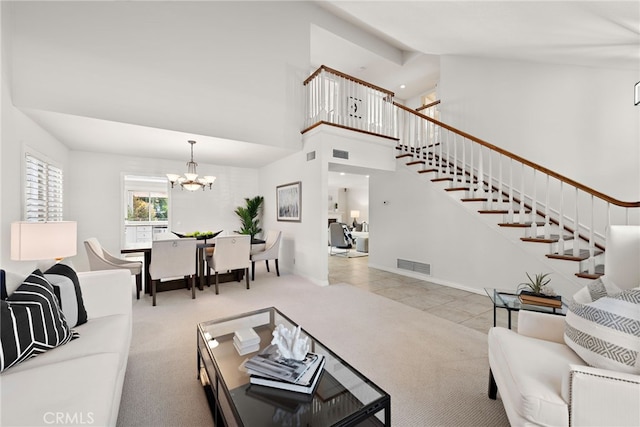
[1,3,71,274]
[439,55,640,201]
[258,149,324,285]
[67,151,258,271]
[369,166,584,298]
[260,125,396,286]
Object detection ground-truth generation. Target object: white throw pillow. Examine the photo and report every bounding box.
[565,282,640,374]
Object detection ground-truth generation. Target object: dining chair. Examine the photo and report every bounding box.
[148,237,198,306]
[250,230,282,280]
[84,237,143,299]
[206,235,251,294]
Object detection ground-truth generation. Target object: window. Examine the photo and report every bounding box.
[123,175,169,245]
[24,153,63,222]
[126,191,168,222]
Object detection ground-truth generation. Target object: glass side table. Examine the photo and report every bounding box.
[484,288,568,329]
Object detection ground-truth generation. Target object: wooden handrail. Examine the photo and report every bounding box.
[394,101,640,208]
[303,65,395,98]
[416,100,441,112]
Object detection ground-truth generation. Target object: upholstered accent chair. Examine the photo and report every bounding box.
[148,237,198,306]
[250,230,282,280]
[328,222,353,256]
[206,235,251,294]
[84,237,143,299]
[487,225,640,426]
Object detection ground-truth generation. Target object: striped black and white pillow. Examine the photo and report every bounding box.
[565,282,640,374]
[0,270,78,372]
[44,263,87,327]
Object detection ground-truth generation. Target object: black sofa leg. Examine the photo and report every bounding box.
[488,368,498,399]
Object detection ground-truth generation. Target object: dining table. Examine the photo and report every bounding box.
[121,237,266,296]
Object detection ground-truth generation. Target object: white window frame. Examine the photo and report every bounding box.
[23,149,64,222]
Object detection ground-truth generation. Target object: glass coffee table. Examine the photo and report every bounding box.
[485,288,568,329]
[197,307,390,426]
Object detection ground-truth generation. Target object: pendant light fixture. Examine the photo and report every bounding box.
[166,140,216,191]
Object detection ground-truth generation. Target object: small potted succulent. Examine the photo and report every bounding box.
[518,272,555,296]
[517,272,562,307]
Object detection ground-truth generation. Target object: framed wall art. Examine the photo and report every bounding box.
[276,181,301,222]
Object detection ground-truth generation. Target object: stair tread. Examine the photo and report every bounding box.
[418,169,438,174]
[478,209,510,214]
[395,153,413,159]
[431,177,453,182]
[498,221,546,228]
[406,160,425,166]
[546,249,603,262]
[521,234,573,243]
[446,187,469,192]
[576,265,605,279]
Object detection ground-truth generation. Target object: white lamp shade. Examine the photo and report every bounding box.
[11,221,77,261]
[350,210,360,219]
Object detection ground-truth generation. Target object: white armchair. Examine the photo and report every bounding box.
[488,225,640,426]
[206,235,251,294]
[250,230,282,280]
[84,237,143,299]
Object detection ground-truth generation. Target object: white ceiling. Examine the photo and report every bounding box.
[24,109,293,168]
[14,1,640,167]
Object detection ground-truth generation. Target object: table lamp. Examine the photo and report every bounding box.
[350,210,360,228]
[11,221,77,268]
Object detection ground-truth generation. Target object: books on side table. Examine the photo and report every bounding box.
[233,328,261,356]
[519,291,562,308]
[245,344,325,394]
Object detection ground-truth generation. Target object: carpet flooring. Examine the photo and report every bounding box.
[117,274,509,426]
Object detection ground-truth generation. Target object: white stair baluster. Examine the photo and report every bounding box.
[544,174,551,239]
[573,188,580,257]
[588,195,595,274]
[508,159,514,223]
[531,169,537,237]
[519,163,526,225]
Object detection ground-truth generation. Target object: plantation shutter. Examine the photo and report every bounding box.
[25,154,63,222]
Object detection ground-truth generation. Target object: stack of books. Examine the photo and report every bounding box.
[519,291,562,308]
[233,328,260,356]
[245,344,325,394]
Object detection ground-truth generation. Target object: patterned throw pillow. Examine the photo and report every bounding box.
[565,281,640,374]
[44,263,88,327]
[0,270,78,372]
[571,276,621,304]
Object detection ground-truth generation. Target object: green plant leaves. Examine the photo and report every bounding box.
[235,196,264,238]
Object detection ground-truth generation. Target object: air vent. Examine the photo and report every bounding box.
[397,259,431,276]
[306,151,316,161]
[333,149,349,159]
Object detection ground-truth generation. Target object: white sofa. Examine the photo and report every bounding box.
[1,269,132,427]
[488,225,640,426]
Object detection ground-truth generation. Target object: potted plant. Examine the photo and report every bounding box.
[517,272,562,307]
[234,196,264,240]
[518,272,554,296]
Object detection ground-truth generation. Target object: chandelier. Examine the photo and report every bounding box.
[166,140,216,191]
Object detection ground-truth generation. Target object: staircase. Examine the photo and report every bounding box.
[302,65,640,282]
[393,103,639,281]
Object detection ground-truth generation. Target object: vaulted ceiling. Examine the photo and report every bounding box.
[5,1,638,167]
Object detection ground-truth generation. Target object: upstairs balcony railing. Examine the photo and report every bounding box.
[302,65,397,140]
[302,66,640,276]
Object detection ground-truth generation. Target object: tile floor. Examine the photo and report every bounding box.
[328,254,517,334]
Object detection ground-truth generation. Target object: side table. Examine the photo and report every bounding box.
[484,288,568,329]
